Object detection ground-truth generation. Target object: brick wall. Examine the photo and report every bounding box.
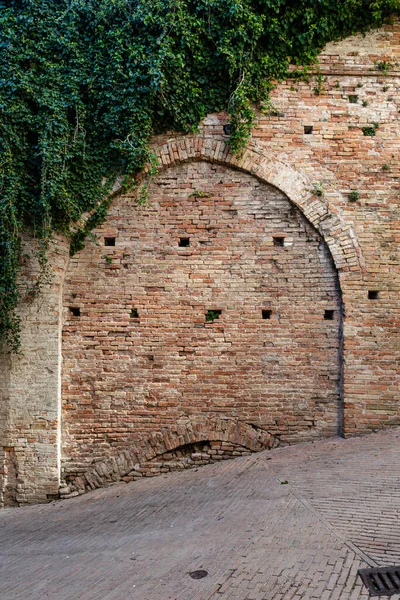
[61,163,341,486]
[257,23,400,434]
[1,21,400,505]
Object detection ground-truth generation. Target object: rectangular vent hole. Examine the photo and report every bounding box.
[104,237,116,246]
[223,124,232,135]
[262,310,272,320]
[179,237,190,247]
[304,125,313,134]
[130,308,139,319]
[368,290,379,300]
[205,310,221,322]
[324,309,334,320]
[359,566,400,597]
[273,236,285,247]
[69,307,81,317]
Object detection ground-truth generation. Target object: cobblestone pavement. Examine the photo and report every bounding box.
[1,428,400,600]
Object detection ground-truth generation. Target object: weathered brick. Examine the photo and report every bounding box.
[1,22,400,505]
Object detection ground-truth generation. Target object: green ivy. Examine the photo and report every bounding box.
[1,0,399,352]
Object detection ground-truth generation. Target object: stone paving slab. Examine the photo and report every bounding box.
[1,428,400,600]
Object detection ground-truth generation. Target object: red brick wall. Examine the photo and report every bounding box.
[2,21,400,505]
[62,162,341,481]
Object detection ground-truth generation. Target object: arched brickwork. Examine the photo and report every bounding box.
[5,18,400,508]
[61,156,344,497]
[61,418,275,497]
[71,132,364,276]
[148,135,365,275]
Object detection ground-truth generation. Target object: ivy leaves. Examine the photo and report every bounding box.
[0,0,398,351]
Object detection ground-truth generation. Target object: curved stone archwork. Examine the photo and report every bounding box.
[147,134,365,276]
[60,418,276,497]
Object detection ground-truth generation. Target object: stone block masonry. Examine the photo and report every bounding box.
[0,235,70,506]
[1,21,400,505]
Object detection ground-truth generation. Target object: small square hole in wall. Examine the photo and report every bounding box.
[324,309,335,320]
[273,236,285,247]
[368,290,379,300]
[205,309,221,322]
[262,310,272,320]
[130,308,139,319]
[304,126,313,134]
[69,307,81,317]
[179,237,190,247]
[104,237,116,246]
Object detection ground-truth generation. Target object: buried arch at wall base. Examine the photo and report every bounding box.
[60,136,356,497]
[61,418,275,496]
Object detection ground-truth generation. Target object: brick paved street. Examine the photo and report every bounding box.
[1,428,400,600]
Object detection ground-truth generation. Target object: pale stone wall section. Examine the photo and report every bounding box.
[0,352,11,506]
[0,236,69,506]
[321,20,400,63]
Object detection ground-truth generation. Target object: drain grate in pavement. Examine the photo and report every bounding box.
[189,570,208,580]
[359,566,400,596]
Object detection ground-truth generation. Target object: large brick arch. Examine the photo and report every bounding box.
[62,418,275,496]
[61,137,352,497]
[61,151,349,496]
[5,17,400,507]
[73,132,364,275]
[148,135,364,275]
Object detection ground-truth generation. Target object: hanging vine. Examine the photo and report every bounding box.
[0,0,399,352]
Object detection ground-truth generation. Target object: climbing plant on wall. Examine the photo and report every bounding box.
[0,0,399,352]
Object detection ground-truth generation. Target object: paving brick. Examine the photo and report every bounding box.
[2,429,400,599]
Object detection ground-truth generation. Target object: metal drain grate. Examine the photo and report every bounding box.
[189,570,208,580]
[359,566,400,596]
